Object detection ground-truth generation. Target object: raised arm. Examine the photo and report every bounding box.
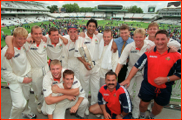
[111,41,118,53]
[5,36,14,59]
[51,85,79,96]
[45,94,68,105]
[59,34,68,45]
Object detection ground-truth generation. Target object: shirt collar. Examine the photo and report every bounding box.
[119,37,131,44]
[85,32,95,40]
[154,47,170,54]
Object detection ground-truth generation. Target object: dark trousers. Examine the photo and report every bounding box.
[118,63,128,83]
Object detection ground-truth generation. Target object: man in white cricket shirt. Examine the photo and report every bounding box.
[61,25,80,79]
[99,29,118,87]
[5,25,49,113]
[74,19,100,107]
[115,28,155,119]
[41,60,88,119]
[1,27,37,119]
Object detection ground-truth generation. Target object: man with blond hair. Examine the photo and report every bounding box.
[41,60,88,119]
[146,22,180,50]
[5,25,49,113]
[121,30,181,119]
[115,28,155,118]
[1,27,37,119]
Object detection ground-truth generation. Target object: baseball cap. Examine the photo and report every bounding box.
[68,24,77,30]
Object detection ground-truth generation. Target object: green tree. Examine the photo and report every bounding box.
[73,3,79,12]
[47,5,58,13]
[79,7,94,12]
[62,3,79,12]
[126,5,143,13]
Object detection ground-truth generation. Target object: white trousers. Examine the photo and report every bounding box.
[79,63,100,105]
[126,72,143,118]
[67,58,80,80]
[9,82,32,119]
[31,65,49,105]
[42,97,88,119]
[100,77,106,87]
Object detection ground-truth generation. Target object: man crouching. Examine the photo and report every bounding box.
[41,60,88,119]
[89,71,132,119]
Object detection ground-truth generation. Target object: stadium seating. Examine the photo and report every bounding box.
[115,13,125,17]
[85,12,94,17]
[124,13,134,18]
[132,14,145,18]
[143,14,158,19]
[1,1,49,11]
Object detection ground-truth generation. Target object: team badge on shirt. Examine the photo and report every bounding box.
[43,46,46,50]
[95,39,98,44]
[165,57,171,61]
[113,93,116,97]
[23,47,26,52]
[59,44,62,49]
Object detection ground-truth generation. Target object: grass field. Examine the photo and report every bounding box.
[1,19,181,47]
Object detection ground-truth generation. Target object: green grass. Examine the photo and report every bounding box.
[170,98,181,103]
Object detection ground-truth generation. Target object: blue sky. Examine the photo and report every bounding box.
[39,1,177,13]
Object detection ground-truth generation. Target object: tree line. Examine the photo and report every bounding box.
[47,3,143,13]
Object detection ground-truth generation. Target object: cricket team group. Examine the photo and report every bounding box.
[1,18,181,119]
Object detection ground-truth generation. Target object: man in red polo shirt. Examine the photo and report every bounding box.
[121,30,181,119]
[89,71,132,119]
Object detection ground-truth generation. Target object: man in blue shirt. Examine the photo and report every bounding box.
[114,25,134,83]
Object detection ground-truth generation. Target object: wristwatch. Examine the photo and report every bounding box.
[167,77,171,82]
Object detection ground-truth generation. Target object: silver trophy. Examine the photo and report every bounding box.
[79,46,94,69]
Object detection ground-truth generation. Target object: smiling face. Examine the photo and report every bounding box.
[63,74,74,89]
[103,31,113,45]
[31,27,42,43]
[49,31,59,44]
[147,26,159,38]
[86,22,97,36]
[133,33,145,48]
[50,64,62,79]
[68,29,78,41]
[120,29,130,41]
[105,74,117,91]
[13,35,27,48]
[155,33,169,51]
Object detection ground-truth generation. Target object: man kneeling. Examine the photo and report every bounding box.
[42,60,88,119]
[89,71,132,119]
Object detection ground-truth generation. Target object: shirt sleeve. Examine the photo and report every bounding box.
[78,86,85,98]
[1,49,24,83]
[145,39,155,47]
[72,77,85,98]
[98,89,106,105]
[42,74,52,97]
[167,39,181,50]
[173,58,181,78]
[119,86,132,113]
[72,77,81,89]
[96,33,103,42]
[134,53,148,70]
[74,37,82,58]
